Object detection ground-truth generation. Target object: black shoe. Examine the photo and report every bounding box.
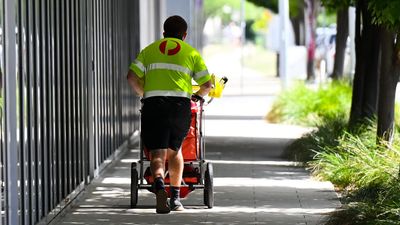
[156,189,170,214]
[169,198,184,211]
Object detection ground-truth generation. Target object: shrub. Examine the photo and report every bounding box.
[274,79,400,225]
[267,80,352,126]
[283,115,348,162]
[325,183,400,225]
[310,124,400,190]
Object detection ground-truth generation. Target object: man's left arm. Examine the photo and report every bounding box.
[127,70,144,97]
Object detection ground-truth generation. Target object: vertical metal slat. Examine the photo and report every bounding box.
[4,0,19,223]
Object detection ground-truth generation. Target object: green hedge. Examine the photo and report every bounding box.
[271,81,400,225]
[267,80,352,126]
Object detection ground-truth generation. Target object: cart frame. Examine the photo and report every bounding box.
[130,98,214,209]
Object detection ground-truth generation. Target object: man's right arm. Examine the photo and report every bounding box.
[127,70,144,97]
[195,80,212,97]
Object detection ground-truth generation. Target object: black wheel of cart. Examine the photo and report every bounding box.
[130,162,138,208]
[204,162,214,208]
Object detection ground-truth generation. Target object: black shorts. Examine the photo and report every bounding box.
[141,96,191,151]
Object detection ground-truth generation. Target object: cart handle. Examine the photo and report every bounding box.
[192,76,228,105]
[207,76,228,104]
[191,94,205,103]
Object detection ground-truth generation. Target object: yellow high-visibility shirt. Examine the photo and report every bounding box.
[129,37,211,99]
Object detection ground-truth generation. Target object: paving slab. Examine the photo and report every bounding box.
[52,108,340,225]
[52,72,340,225]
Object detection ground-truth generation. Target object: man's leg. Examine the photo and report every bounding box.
[167,148,184,211]
[150,149,170,214]
[150,149,167,179]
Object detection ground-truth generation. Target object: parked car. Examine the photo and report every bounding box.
[315,26,336,77]
[315,26,352,79]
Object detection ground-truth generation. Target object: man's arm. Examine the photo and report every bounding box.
[195,80,212,97]
[126,70,144,97]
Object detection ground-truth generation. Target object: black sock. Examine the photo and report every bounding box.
[170,186,180,200]
[154,177,165,191]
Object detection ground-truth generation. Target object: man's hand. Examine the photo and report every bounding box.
[195,80,212,97]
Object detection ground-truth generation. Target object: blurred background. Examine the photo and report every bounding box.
[173,0,355,95]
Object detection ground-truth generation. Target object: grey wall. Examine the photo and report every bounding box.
[0,0,141,224]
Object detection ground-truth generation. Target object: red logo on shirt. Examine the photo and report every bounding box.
[159,40,181,55]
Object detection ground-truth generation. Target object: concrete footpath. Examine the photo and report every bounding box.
[53,94,341,225]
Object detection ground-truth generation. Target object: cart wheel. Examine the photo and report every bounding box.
[204,162,214,208]
[130,162,138,208]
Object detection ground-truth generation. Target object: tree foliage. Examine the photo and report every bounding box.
[246,0,279,12]
[369,0,400,30]
[204,0,237,18]
[246,0,301,17]
[320,0,353,10]
[204,0,266,22]
[319,0,400,31]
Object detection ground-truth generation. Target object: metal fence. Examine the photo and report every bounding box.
[0,0,141,224]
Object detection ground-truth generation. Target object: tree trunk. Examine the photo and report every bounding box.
[291,17,305,46]
[349,0,381,127]
[377,28,400,143]
[306,0,317,80]
[360,24,380,120]
[331,7,349,79]
[349,0,365,127]
[291,1,305,46]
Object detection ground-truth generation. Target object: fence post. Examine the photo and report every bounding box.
[4,0,20,223]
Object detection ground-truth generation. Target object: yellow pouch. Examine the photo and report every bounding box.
[208,74,225,98]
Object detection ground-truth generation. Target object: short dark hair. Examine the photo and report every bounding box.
[163,15,187,40]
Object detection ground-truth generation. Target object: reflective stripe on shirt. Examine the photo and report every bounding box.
[134,60,146,73]
[147,63,192,76]
[193,70,209,80]
[144,90,191,99]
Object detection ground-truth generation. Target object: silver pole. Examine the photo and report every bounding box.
[348,7,356,78]
[279,0,289,88]
[87,0,95,183]
[4,0,20,223]
[240,0,245,94]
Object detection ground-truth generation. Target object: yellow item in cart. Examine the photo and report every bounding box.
[208,74,227,98]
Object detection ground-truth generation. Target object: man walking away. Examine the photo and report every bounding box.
[127,15,212,214]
